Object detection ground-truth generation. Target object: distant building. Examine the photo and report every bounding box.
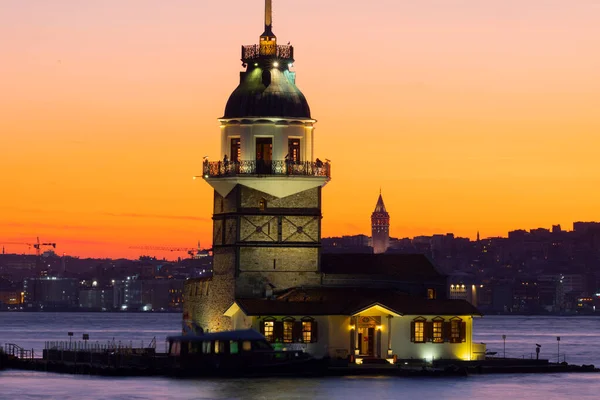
[141,279,185,311]
[23,277,78,309]
[322,235,371,253]
[448,273,478,307]
[113,276,143,311]
[0,284,22,308]
[79,287,114,310]
[371,193,390,254]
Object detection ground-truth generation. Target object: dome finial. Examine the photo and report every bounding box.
[265,0,272,29]
[262,0,275,37]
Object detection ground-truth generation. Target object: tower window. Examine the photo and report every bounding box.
[230,138,241,162]
[288,139,301,163]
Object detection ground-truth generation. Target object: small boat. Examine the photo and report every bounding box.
[166,329,327,377]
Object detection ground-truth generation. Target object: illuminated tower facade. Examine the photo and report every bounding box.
[185,0,330,332]
[371,193,390,254]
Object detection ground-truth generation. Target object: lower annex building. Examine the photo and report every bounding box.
[183,0,484,363]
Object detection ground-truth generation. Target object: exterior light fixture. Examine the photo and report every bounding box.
[254,63,258,67]
[273,61,279,67]
[288,63,293,68]
[376,325,382,331]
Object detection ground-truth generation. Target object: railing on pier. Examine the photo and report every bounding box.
[44,337,157,355]
[492,352,568,363]
[203,160,331,179]
[4,343,34,360]
[241,44,294,61]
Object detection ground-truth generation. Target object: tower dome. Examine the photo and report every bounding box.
[222,0,310,119]
[223,66,311,119]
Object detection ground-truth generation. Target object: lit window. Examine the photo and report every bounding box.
[230,341,239,354]
[202,341,211,354]
[414,321,425,343]
[230,138,241,162]
[264,321,274,342]
[427,288,436,299]
[242,341,252,351]
[288,139,301,163]
[283,321,294,343]
[214,340,225,354]
[433,320,443,343]
[302,321,312,343]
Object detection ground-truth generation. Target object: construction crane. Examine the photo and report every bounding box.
[0,237,56,257]
[129,243,211,259]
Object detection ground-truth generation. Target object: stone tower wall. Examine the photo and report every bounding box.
[183,247,235,332]
[185,184,323,333]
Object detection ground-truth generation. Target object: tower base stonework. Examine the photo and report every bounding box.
[183,248,236,332]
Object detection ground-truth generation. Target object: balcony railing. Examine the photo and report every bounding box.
[241,44,294,61]
[203,160,330,178]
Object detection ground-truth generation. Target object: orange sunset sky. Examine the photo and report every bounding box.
[1,0,599,259]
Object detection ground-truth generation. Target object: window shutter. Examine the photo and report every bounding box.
[443,322,451,343]
[259,320,265,335]
[425,322,433,342]
[293,321,302,342]
[311,321,318,343]
[460,321,467,342]
[274,321,284,342]
[410,321,415,342]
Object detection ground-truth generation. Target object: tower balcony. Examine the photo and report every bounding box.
[202,159,330,179]
[242,44,294,63]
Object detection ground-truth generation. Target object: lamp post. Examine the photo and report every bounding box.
[557,336,560,363]
[68,332,73,350]
[502,335,506,358]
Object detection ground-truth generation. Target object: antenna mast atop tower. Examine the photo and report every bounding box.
[265,0,272,29]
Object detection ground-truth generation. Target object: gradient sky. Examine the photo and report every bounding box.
[1,0,599,259]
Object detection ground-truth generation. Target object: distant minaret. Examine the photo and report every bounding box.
[371,191,390,254]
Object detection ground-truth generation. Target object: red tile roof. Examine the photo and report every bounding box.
[235,287,481,317]
[320,253,445,282]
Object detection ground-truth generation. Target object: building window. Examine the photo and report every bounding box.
[259,198,267,211]
[433,318,444,343]
[230,341,239,354]
[202,341,211,354]
[242,341,252,351]
[264,320,274,342]
[427,288,436,299]
[451,319,461,343]
[415,321,425,343]
[411,317,427,343]
[230,138,240,162]
[302,321,312,343]
[288,139,301,163]
[283,320,294,343]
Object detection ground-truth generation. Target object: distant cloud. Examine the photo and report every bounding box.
[103,212,209,222]
[0,221,95,231]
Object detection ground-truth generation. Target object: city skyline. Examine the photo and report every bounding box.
[2,0,599,259]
